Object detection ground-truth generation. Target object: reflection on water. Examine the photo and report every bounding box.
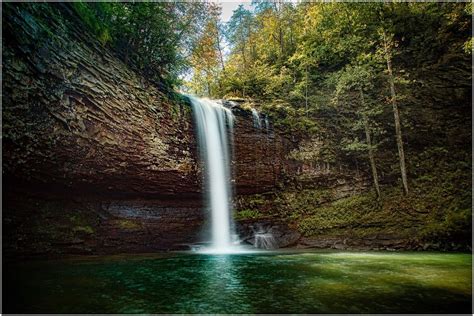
[198,255,251,313]
[205,255,241,292]
[4,251,472,314]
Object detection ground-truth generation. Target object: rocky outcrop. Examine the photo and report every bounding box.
[297,235,471,252]
[3,3,292,257]
[227,103,291,195]
[298,235,418,251]
[237,219,301,249]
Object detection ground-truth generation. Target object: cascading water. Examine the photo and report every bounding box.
[188,96,273,253]
[188,96,236,252]
[254,233,278,250]
[251,108,262,129]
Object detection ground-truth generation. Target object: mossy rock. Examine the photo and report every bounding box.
[234,209,263,220]
[114,219,142,230]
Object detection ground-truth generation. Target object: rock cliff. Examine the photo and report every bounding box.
[3,3,291,256]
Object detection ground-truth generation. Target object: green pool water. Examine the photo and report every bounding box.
[4,250,472,313]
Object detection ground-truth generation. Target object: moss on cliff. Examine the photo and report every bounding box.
[234,209,264,221]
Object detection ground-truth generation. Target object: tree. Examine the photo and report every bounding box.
[188,21,220,96]
[226,5,254,70]
[332,62,384,199]
[380,29,409,195]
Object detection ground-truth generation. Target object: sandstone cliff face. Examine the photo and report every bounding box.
[3,3,291,256]
[230,105,290,195]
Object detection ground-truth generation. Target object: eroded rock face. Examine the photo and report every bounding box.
[230,104,290,195]
[297,235,420,251]
[3,3,292,257]
[3,4,200,198]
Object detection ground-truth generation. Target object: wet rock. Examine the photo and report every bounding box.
[236,219,301,249]
[333,242,346,250]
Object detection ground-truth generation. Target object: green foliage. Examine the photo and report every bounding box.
[183,2,471,192]
[249,140,471,248]
[72,2,212,90]
[31,204,97,243]
[234,209,263,220]
[421,209,472,244]
[184,4,224,96]
[73,226,94,234]
[298,193,379,236]
[71,2,111,45]
[292,159,470,247]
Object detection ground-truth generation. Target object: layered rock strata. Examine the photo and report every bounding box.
[3,3,291,256]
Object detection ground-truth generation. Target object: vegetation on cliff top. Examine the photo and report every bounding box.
[71,2,219,89]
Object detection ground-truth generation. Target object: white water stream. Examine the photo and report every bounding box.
[251,108,261,128]
[188,96,236,252]
[188,96,276,253]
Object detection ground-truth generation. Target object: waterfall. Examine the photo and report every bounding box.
[254,233,278,250]
[251,108,261,129]
[264,115,270,132]
[188,96,235,252]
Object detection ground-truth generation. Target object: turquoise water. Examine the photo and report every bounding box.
[4,251,472,313]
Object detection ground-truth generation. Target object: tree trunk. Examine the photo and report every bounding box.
[279,26,284,59]
[305,64,309,115]
[274,1,284,61]
[382,31,409,195]
[360,89,381,199]
[215,21,226,74]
